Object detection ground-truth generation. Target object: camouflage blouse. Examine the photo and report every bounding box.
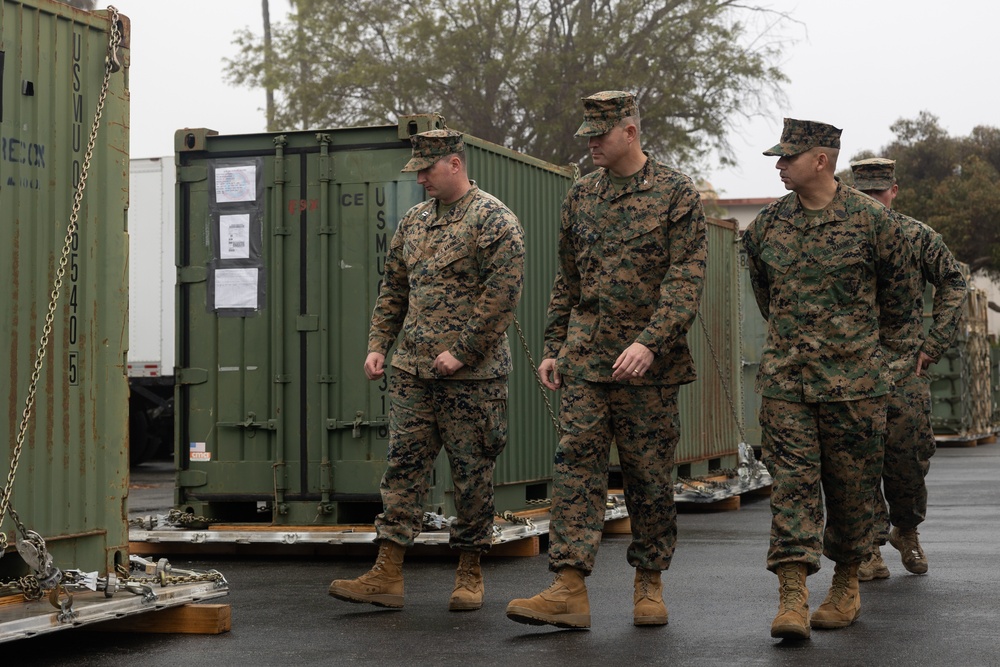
[543,155,707,385]
[369,184,525,379]
[743,182,922,402]
[890,211,967,370]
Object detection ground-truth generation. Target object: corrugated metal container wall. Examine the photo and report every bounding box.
[673,218,743,477]
[438,138,569,513]
[738,241,765,451]
[174,117,573,525]
[0,2,129,577]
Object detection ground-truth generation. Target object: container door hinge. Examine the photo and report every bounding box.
[177,266,208,284]
[177,165,208,183]
[178,470,207,487]
[296,315,318,331]
[176,367,208,385]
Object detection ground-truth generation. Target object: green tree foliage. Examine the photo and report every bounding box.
[225,0,789,172]
[848,112,1000,277]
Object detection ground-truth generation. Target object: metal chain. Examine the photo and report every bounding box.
[128,508,219,530]
[0,575,43,601]
[697,309,747,445]
[512,317,563,436]
[115,557,226,587]
[0,7,122,553]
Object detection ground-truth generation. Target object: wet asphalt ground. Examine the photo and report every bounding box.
[21,442,1000,666]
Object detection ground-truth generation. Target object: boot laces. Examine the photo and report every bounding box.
[372,553,387,572]
[901,530,924,559]
[545,571,574,595]
[371,544,395,573]
[455,554,479,590]
[777,567,804,608]
[827,568,851,604]
[456,562,474,584]
[637,571,653,599]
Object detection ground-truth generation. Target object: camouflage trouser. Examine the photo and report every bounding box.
[760,396,886,573]
[871,374,935,544]
[375,370,508,552]
[548,376,681,575]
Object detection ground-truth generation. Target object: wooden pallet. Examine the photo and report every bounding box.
[128,534,540,558]
[936,432,998,447]
[83,603,231,635]
[673,477,772,513]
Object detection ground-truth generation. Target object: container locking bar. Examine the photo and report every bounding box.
[218,412,277,431]
[326,412,388,438]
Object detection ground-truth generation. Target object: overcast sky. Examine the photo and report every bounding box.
[125,1,995,200]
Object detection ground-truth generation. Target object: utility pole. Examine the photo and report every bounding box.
[262,0,276,131]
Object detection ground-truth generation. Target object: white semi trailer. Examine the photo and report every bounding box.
[127,156,175,464]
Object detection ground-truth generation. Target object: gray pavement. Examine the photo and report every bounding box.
[22,443,1000,666]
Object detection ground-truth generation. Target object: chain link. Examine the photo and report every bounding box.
[697,309,747,445]
[128,508,220,530]
[0,8,122,554]
[512,317,563,437]
[0,575,43,601]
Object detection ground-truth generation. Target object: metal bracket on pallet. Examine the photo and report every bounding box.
[128,494,634,548]
[0,556,229,644]
[673,442,772,503]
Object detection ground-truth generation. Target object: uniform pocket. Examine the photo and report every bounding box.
[481,397,508,459]
[759,243,793,275]
[427,244,471,271]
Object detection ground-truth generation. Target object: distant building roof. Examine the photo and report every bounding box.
[713,197,778,206]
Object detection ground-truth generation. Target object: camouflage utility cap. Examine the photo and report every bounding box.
[851,157,896,191]
[575,91,638,137]
[763,118,842,157]
[401,129,465,172]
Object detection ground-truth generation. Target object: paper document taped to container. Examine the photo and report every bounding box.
[220,214,251,259]
[215,165,257,203]
[215,268,258,309]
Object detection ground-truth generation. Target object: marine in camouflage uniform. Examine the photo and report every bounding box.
[329,129,524,612]
[507,91,707,629]
[851,158,967,580]
[743,119,922,638]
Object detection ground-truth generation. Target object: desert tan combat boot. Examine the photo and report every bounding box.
[633,568,668,626]
[810,562,861,629]
[448,550,484,611]
[770,563,810,639]
[505,567,591,629]
[889,527,928,574]
[328,540,405,608]
[857,544,891,581]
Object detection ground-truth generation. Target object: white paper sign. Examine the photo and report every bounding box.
[215,268,258,310]
[215,165,256,203]
[220,214,251,259]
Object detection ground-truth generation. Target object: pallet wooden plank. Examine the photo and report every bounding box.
[488,536,540,557]
[0,594,27,608]
[603,517,632,535]
[85,603,231,635]
[678,496,741,512]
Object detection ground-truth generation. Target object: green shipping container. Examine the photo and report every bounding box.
[174,117,573,525]
[0,2,130,577]
[738,241,766,451]
[673,218,743,478]
[608,218,745,482]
